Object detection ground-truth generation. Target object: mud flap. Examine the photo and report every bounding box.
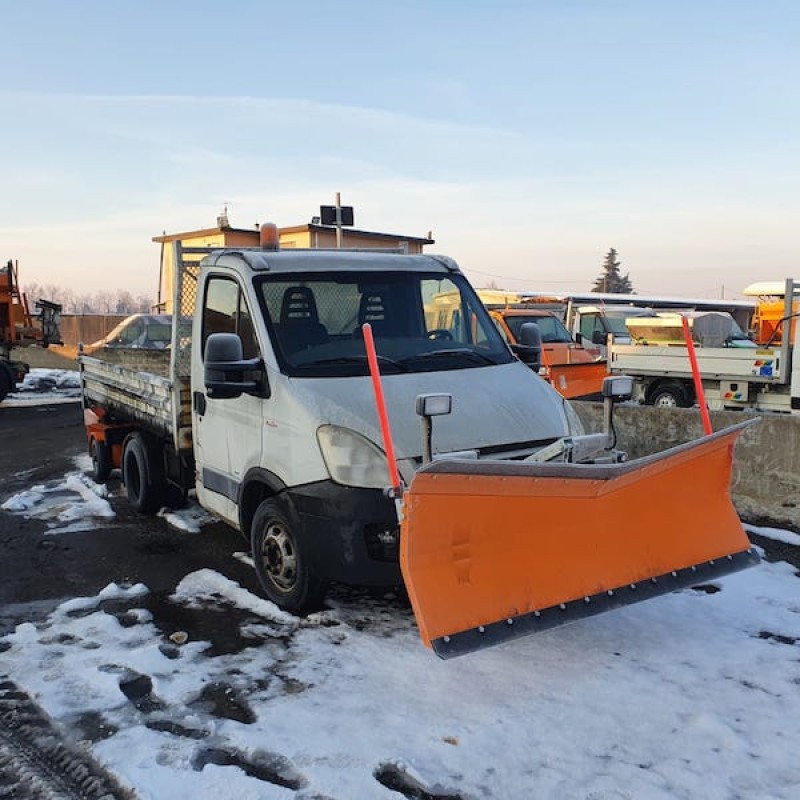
[400,420,761,658]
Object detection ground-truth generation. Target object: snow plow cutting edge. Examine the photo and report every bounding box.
[399,419,760,658]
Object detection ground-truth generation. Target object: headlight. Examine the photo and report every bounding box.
[317,425,390,489]
[562,398,585,436]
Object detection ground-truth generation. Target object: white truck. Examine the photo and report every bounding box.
[78,229,758,657]
[607,281,800,412]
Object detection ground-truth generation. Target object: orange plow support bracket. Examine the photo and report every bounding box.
[400,420,761,658]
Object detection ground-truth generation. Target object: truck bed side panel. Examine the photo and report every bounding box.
[610,345,782,383]
[80,351,192,448]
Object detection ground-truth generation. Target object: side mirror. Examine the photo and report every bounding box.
[514,322,542,371]
[204,332,267,399]
[591,330,608,346]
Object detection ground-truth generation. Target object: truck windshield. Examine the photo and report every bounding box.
[255,271,514,377]
[603,309,654,335]
[503,314,573,343]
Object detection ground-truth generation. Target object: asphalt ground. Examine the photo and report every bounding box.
[0,402,262,637]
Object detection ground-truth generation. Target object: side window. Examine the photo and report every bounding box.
[202,277,259,360]
[579,314,596,341]
[236,295,258,359]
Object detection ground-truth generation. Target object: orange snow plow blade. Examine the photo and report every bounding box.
[400,420,760,658]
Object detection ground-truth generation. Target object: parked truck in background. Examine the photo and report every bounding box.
[516,290,756,357]
[484,303,608,399]
[607,279,800,412]
[0,259,62,402]
[78,228,759,657]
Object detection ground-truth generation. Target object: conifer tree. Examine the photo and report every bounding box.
[592,248,634,294]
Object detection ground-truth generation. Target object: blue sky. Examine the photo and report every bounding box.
[2,0,798,298]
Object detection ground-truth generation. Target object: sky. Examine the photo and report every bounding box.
[2,0,799,301]
[1,434,800,797]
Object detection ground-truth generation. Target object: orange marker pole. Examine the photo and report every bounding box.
[682,316,713,435]
[362,323,402,493]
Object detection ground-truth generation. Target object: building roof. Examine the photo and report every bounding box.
[152,225,258,243]
[153,223,434,245]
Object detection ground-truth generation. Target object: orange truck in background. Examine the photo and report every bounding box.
[0,259,62,402]
[480,295,609,399]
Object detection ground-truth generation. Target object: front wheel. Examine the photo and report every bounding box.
[647,380,693,408]
[251,498,328,613]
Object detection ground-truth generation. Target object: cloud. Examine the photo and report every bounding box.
[1,91,797,298]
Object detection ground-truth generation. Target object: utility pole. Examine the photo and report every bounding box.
[335,192,343,249]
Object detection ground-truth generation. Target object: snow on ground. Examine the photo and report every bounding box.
[1,503,800,798]
[744,522,800,547]
[1,467,114,534]
[0,367,81,406]
[2,455,218,536]
[158,502,219,534]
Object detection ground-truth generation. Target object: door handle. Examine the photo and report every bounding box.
[193,391,207,416]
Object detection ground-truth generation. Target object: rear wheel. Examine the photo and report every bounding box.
[122,433,165,514]
[0,362,13,403]
[648,380,693,408]
[251,498,328,612]
[90,438,113,482]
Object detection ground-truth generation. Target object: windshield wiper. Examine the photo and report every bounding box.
[299,355,409,372]
[400,348,499,366]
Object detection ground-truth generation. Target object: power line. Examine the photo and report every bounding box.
[464,267,588,285]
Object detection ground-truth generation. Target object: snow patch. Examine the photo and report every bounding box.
[2,367,81,406]
[158,501,218,533]
[1,470,115,532]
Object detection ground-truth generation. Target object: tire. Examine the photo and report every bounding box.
[122,433,165,514]
[0,361,13,403]
[251,498,328,613]
[90,438,113,483]
[648,381,693,408]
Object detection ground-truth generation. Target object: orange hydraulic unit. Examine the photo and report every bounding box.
[399,420,759,658]
[84,407,133,477]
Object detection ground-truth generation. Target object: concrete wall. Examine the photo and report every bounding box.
[573,402,800,530]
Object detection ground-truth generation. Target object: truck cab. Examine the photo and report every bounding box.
[487,307,608,398]
[569,304,655,355]
[188,248,582,608]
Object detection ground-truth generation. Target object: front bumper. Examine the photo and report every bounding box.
[287,480,402,587]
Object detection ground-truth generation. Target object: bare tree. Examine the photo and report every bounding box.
[93,290,116,314]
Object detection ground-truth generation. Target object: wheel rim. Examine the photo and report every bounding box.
[654,393,678,408]
[260,520,297,593]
